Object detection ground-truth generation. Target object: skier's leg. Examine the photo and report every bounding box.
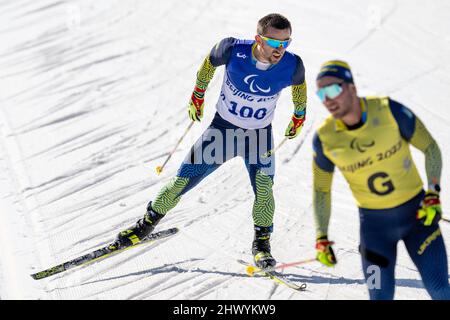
[359,208,399,300]
[404,223,450,299]
[116,120,228,246]
[249,169,276,269]
[244,125,276,268]
[248,168,275,228]
[152,115,238,214]
[359,241,397,300]
[151,162,220,215]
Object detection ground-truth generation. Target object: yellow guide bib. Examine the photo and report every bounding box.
[317,97,423,209]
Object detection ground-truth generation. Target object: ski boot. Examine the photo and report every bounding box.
[114,201,164,249]
[252,225,276,269]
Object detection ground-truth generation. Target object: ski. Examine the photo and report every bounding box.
[31,227,179,280]
[237,259,307,291]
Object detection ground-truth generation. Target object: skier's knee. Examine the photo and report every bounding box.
[359,245,390,268]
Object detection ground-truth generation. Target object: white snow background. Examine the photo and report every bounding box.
[0,0,449,300]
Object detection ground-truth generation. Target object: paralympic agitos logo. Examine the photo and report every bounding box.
[243,74,271,94]
[350,137,375,153]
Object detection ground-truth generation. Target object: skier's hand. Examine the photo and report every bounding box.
[284,114,305,139]
[417,190,442,226]
[188,86,205,122]
[316,236,337,267]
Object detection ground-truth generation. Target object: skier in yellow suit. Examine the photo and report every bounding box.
[312,60,449,299]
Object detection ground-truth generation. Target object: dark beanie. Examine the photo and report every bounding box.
[316,60,354,83]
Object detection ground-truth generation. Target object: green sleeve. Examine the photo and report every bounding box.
[291,82,307,118]
[195,56,216,91]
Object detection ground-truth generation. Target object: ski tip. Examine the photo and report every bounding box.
[169,227,179,234]
[30,272,46,280]
[30,266,64,280]
[154,227,180,238]
[156,227,179,234]
[298,283,308,291]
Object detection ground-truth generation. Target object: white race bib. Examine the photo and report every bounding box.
[216,73,280,129]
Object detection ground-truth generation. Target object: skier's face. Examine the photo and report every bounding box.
[316,76,356,119]
[255,27,291,64]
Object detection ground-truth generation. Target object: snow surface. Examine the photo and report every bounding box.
[0,0,449,300]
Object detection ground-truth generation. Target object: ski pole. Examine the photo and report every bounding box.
[262,137,288,158]
[442,216,450,223]
[246,257,317,276]
[155,121,195,175]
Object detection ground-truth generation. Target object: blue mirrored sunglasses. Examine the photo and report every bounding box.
[316,83,344,102]
[259,35,292,49]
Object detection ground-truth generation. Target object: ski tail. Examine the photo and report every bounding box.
[31,227,179,280]
[237,259,307,291]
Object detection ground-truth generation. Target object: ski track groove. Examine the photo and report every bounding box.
[25,127,102,159]
[20,1,65,17]
[267,282,278,299]
[130,272,203,300]
[282,126,311,164]
[347,0,399,53]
